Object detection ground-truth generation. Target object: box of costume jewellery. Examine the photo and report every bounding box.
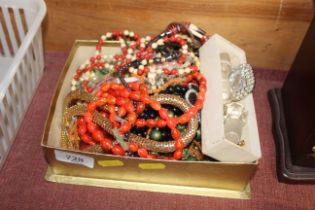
[41,23,261,199]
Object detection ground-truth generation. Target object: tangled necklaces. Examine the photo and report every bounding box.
[62,22,208,160]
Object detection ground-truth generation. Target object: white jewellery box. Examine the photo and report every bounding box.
[200,34,261,162]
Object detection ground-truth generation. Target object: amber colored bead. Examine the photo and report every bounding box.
[195,100,203,110]
[171,128,181,140]
[101,92,109,98]
[92,130,104,142]
[107,96,116,105]
[120,89,130,98]
[87,102,96,112]
[196,74,203,81]
[159,108,169,120]
[178,114,189,124]
[200,82,207,89]
[166,117,177,129]
[136,102,146,114]
[78,125,87,135]
[128,142,139,153]
[124,103,134,112]
[185,74,193,82]
[112,90,120,97]
[101,83,110,92]
[175,139,184,150]
[112,145,125,156]
[147,154,157,159]
[175,37,182,43]
[143,67,149,75]
[156,119,166,128]
[146,119,156,128]
[116,97,127,106]
[100,138,113,151]
[177,59,184,65]
[150,100,161,111]
[81,134,95,146]
[199,84,207,93]
[169,36,175,42]
[125,98,131,105]
[171,69,177,75]
[129,82,140,90]
[119,122,132,133]
[141,95,151,104]
[129,91,141,101]
[137,148,148,158]
[117,107,127,117]
[77,117,86,126]
[189,65,198,72]
[146,47,153,53]
[127,112,137,124]
[110,82,120,90]
[137,68,143,76]
[139,84,148,94]
[186,107,197,118]
[197,93,205,101]
[87,122,97,133]
[90,57,95,63]
[173,149,183,160]
[135,119,146,127]
[84,112,93,123]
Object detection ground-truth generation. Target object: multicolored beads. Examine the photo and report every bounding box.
[69,22,207,160]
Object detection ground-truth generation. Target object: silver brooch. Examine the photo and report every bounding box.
[228,63,255,101]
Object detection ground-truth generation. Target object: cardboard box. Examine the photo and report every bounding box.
[42,37,260,199]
